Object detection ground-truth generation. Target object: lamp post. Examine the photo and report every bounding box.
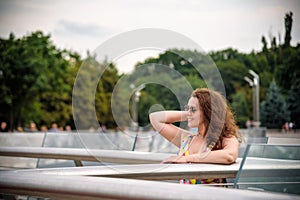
[130,83,146,131]
[130,83,145,151]
[244,70,260,127]
[244,76,255,124]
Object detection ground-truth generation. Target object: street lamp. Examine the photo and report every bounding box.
[130,83,146,131]
[244,70,260,127]
[244,76,253,87]
[244,76,255,125]
[130,83,145,151]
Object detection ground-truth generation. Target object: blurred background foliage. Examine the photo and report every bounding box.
[0,12,299,130]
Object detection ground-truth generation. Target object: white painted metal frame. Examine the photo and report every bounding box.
[0,171,298,200]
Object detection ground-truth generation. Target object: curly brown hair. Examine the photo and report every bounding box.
[191,88,241,150]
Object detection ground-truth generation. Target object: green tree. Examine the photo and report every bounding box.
[287,78,300,127]
[261,36,268,53]
[97,61,119,128]
[231,91,249,128]
[0,31,73,129]
[284,12,293,48]
[138,92,157,127]
[73,54,120,130]
[260,81,289,128]
[275,46,300,92]
[137,74,192,129]
[36,49,73,128]
[73,53,102,130]
[215,59,248,100]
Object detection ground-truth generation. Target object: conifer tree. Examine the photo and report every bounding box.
[287,79,300,127]
[284,12,293,48]
[260,81,289,128]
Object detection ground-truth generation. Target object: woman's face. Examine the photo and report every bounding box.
[186,97,204,128]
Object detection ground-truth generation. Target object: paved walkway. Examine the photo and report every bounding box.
[266,129,300,138]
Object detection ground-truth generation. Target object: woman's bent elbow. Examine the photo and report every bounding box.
[149,112,162,132]
[225,153,237,164]
[226,156,235,164]
[149,113,156,124]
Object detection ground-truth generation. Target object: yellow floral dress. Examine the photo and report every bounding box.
[179,135,226,185]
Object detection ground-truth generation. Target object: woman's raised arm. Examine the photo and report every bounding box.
[162,136,239,164]
[149,111,189,147]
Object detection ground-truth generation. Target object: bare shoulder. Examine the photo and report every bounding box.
[222,136,239,148]
[223,135,239,141]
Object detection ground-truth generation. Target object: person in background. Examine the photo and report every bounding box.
[49,122,59,132]
[26,121,38,132]
[40,125,48,132]
[65,125,72,132]
[59,126,64,132]
[289,122,294,132]
[149,88,241,185]
[0,121,9,132]
[292,121,296,133]
[245,119,253,129]
[16,126,24,132]
[282,122,289,133]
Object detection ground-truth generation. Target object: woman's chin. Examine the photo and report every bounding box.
[187,123,196,128]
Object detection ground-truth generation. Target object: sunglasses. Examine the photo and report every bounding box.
[184,105,198,113]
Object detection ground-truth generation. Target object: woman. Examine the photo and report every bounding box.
[149,88,240,184]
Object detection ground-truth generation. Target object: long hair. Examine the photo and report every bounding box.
[191,88,240,150]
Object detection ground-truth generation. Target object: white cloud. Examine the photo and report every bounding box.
[54,20,113,37]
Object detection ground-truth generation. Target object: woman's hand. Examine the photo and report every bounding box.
[161,155,187,164]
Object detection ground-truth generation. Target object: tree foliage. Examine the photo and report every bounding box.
[0,11,298,131]
[260,82,289,128]
[284,12,293,48]
[0,32,119,130]
[231,91,249,127]
[0,31,73,129]
[287,78,300,127]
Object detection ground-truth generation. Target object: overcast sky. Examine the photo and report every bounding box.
[0,0,299,73]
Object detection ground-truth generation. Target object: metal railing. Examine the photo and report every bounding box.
[0,171,298,200]
[233,144,300,195]
[1,133,300,198]
[0,146,173,165]
[1,147,299,182]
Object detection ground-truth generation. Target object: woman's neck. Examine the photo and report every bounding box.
[197,124,206,138]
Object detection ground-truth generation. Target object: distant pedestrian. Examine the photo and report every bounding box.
[0,121,9,132]
[59,126,64,132]
[65,125,72,132]
[49,122,59,132]
[246,119,253,129]
[16,126,23,132]
[27,121,38,132]
[289,122,293,132]
[40,125,48,132]
[282,122,289,133]
[290,121,296,133]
